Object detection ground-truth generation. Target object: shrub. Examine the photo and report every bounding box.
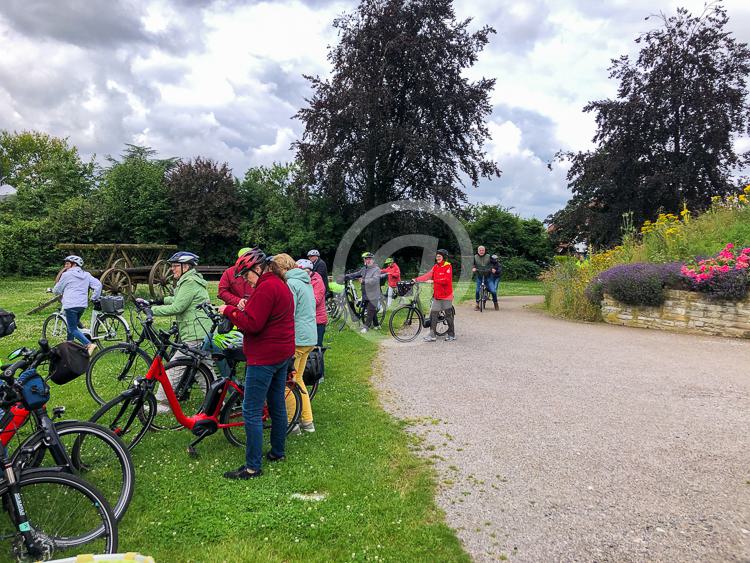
[587,262,683,306]
[681,243,750,300]
[501,256,542,280]
[698,269,750,301]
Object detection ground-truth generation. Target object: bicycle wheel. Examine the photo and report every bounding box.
[91,314,130,349]
[87,344,153,406]
[375,301,387,328]
[0,470,118,558]
[389,305,423,342]
[11,421,135,522]
[152,359,214,431]
[89,391,156,451]
[283,384,302,429]
[434,307,454,337]
[308,379,319,401]
[479,287,486,312]
[41,313,68,347]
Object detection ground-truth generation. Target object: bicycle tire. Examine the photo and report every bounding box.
[0,469,118,558]
[389,304,424,342]
[308,379,319,401]
[10,421,134,522]
[151,358,214,431]
[89,391,156,451]
[91,314,130,349]
[41,313,68,348]
[87,344,153,406]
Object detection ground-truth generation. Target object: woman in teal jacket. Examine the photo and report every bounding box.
[270,253,317,433]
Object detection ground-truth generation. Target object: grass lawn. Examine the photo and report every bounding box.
[0,277,469,562]
[454,279,544,303]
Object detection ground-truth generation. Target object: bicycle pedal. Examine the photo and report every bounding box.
[52,406,66,419]
[187,446,199,458]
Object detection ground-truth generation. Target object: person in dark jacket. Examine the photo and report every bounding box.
[218,247,255,309]
[219,248,295,479]
[472,246,492,311]
[344,252,385,333]
[307,249,329,294]
[488,254,501,310]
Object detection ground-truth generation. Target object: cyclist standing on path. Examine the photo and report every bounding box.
[270,254,317,434]
[307,249,329,295]
[381,257,401,307]
[472,246,492,311]
[413,249,456,342]
[299,258,328,379]
[345,252,385,333]
[149,251,212,413]
[488,254,501,310]
[218,247,255,309]
[219,248,294,479]
[52,255,102,355]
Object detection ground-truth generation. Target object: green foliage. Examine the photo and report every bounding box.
[0,218,58,275]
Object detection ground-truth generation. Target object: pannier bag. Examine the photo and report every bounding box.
[396,281,414,297]
[100,295,125,314]
[302,346,326,388]
[17,369,50,410]
[48,341,90,385]
[0,309,16,338]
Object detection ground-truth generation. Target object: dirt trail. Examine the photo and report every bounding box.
[377,296,750,562]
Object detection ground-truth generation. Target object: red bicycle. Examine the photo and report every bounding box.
[88,304,303,455]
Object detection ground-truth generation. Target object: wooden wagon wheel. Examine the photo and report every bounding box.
[100,268,134,296]
[149,259,175,300]
[109,258,137,292]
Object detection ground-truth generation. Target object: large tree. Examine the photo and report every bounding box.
[549,5,750,247]
[294,0,500,215]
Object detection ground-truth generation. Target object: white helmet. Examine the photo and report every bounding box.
[307,249,320,257]
[64,255,84,267]
[296,259,314,270]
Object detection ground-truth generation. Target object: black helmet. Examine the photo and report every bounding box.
[167,251,199,266]
[436,249,449,258]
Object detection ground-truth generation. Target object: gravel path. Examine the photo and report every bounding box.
[376,296,750,562]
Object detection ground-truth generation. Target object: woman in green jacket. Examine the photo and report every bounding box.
[149,251,212,413]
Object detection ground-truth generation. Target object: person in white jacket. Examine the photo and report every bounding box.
[52,255,102,355]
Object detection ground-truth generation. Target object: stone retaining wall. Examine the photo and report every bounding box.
[601,289,750,339]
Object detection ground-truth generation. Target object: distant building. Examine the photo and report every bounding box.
[0,184,16,200]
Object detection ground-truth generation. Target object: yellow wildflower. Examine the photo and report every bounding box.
[744,184,750,195]
[740,194,748,204]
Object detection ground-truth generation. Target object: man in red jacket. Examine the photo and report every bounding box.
[218,248,294,479]
[218,247,255,310]
[413,248,456,342]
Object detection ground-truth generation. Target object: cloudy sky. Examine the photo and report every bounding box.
[1,0,749,219]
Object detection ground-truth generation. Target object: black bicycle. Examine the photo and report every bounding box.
[477,275,490,312]
[388,282,453,342]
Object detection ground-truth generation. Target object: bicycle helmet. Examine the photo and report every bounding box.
[234,247,267,277]
[212,329,244,350]
[384,257,394,265]
[237,247,252,258]
[436,249,449,258]
[64,255,84,267]
[296,259,314,270]
[167,251,199,266]
[491,254,498,260]
[361,252,374,259]
[307,249,320,257]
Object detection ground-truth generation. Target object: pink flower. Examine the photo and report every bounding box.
[725,243,735,250]
[719,265,730,273]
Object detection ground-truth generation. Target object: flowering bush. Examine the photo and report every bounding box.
[681,243,750,300]
[585,262,683,306]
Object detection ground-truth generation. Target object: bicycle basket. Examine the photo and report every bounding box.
[396,281,414,297]
[0,309,16,338]
[48,341,90,385]
[100,295,125,314]
[17,369,50,410]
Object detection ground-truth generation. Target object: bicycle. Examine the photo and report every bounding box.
[42,295,132,349]
[89,303,302,456]
[0,362,118,558]
[388,281,453,342]
[477,275,490,312]
[1,341,135,522]
[340,277,386,329]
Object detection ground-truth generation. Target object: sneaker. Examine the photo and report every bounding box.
[266,452,286,462]
[289,423,302,435]
[423,335,437,342]
[359,327,368,334]
[445,336,457,342]
[87,343,98,356]
[301,421,315,433]
[223,465,262,480]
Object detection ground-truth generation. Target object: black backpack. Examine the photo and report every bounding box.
[48,341,90,385]
[303,347,326,387]
[0,309,16,338]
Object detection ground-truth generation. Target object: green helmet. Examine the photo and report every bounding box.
[361,251,374,260]
[237,247,252,258]
[384,257,394,265]
[212,329,244,350]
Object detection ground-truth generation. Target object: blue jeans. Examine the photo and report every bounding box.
[487,277,499,303]
[202,335,230,378]
[243,360,288,471]
[64,307,90,345]
[316,323,326,377]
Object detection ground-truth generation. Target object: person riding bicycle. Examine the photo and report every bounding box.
[488,254,501,310]
[413,249,455,342]
[472,246,492,311]
[52,255,102,356]
[219,248,294,479]
[345,252,385,333]
[381,257,401,307]
[149,251,212,413]
[307,249,330,295]
[218,247,255,309]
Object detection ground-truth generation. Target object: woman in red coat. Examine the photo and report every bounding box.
[413,249,455,342]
